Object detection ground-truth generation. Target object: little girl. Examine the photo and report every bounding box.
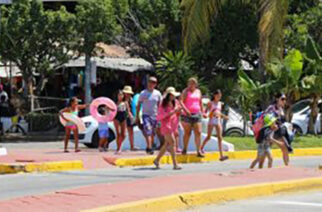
[114,90,132,154]
[98,105,115,152]
[59,97,87,153]
[154,87,182,170]
[201,90,229,161]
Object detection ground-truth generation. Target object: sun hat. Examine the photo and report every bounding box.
[149,76,158,83]
[264,113,278,127]
[165,87,180,97]
[122,85,134,95]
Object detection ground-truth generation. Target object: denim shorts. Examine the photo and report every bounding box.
[257,143,271,156]
[142,115,157,136]
[99,129,109,139]
[181,113,201,125]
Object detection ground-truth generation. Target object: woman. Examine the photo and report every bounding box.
[180,77,205,157]
[114,90,132,154]
[154,87,182,170]
[265,93,290,166]
[59,97,87,153]
[201,90,229,161]
[123,86,137,151]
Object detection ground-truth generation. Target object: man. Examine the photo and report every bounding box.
[0,84,8,103]
[136,76,162,154]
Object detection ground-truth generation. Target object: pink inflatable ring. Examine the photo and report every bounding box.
[90,97,117,123]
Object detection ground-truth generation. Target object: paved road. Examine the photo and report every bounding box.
[0,153,322,201]
[184,190,322,212]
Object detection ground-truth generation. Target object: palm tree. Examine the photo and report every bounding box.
[181,0,289,77]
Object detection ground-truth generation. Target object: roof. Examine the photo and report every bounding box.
[62,56,154,72]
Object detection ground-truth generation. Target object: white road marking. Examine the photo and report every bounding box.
[265,201,322,207]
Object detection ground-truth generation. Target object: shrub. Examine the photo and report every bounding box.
[26,112,59,132]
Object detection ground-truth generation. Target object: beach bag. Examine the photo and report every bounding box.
[253,114,264,143]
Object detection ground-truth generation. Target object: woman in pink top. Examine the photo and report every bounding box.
[154,87,182,170]
[180,78,205,158]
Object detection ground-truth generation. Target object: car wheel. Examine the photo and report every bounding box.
[293,125,303,136]
[225,128,244,137]
[85,129,116,149]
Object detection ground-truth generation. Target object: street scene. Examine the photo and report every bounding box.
[0,0,322,212]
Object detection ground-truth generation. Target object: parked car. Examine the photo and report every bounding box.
[72,115,235,151]
[291,100,322,135]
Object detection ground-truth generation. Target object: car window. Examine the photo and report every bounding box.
[292,100,310,113]
[301,108,310,115]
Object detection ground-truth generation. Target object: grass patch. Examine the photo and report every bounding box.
[224,135,322,151]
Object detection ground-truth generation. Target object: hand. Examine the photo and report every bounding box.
[185,110,191,117]
[223,115,229,120]
[135,117,140,124]
[202,113,208,118]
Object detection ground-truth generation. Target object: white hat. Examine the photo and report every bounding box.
[165,87,180,97]
[122,85,134,94]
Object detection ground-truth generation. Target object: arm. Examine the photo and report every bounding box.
[126,102,133,119]
[135,100,142,123]
[179,88,190,116]
[59,107,70,121]
[199,90,206,118]
[77,104,89,110]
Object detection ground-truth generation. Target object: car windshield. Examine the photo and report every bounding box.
[292,100,310,113]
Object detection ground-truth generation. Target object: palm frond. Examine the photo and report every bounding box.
[258,0,289,66]
[181,0,222,53]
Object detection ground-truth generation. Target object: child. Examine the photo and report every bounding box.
[154,87,182,170]
[114,90,132,154]
[201,89,229,161]
[250,114,279,169]
[59,97,87,153]
[98,105,115,152]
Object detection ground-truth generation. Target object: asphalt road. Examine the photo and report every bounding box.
[1,142,322,202]
[183,190,322,212]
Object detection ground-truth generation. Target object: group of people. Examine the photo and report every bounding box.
[59,76,293,170]
[60,76,229,169]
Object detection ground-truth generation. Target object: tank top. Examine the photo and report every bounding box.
[66,108,78,126]
[184,89,201,114]
[117,102,127,112]
[209,101,222,119]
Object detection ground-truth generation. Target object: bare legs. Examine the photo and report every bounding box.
[182,122,203,156]
[64,127,80,152]
[114,120,126,153]
[154,134,181,170]
[274,139,289,166]
[127,126,135,150]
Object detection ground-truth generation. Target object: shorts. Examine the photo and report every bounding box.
[115,111,126,123]
[99,128,109,138]
[181,113,201,125]
[257,143,271,157]
[209,117,221,126]
[126,117,135,127]
[142,114,157,136]
[66,125,77,130]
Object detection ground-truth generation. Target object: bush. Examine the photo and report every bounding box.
[26,112,59,132]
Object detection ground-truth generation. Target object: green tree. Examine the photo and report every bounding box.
[0,0,76,97]
[181,0,289,78]
[75,0,120,108]
[118,0,181,63]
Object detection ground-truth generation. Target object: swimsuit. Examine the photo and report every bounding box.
[209,101,222,125]
[115,102,127,123]
[66,110,78,130]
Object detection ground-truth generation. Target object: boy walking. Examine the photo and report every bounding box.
[250,114,279,169]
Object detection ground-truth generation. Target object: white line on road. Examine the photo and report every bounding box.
[265,201,322,207]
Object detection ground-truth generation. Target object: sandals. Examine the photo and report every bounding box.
[75,149,81,153]
[153,160,160,169]
[219,156,229,161]
[173,166,182,170]
[63,150,69,153]
[197,152,205,158]
[181,149,187,155]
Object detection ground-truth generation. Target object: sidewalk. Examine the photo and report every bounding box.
[0,166,321,212]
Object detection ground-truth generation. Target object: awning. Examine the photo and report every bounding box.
[62,56,154,72]
[0,65,22,78]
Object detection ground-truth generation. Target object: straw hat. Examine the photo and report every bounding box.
[122,85,134,94]
[165,87,180,97]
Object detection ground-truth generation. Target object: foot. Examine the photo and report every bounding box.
[200,149,205,154]
[130,147,139,151]
[153,160,160,169]
[197,152,205,158]
[115,150,122,155]
[64,149,69,153]
[103,147,108,152]
[173,165,182,170]
[182,149,187,155]
[98,147,104,152]
[219,156,229,161]
[75,149,81,153]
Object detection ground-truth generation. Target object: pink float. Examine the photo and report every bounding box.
[90,97,117,123]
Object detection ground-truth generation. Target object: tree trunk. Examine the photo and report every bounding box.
[84,53,92,115]
[308,94,319,135]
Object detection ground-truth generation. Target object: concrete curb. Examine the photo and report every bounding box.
[106,148,322,167]
[83,177,322,212]
[0,160,83,174]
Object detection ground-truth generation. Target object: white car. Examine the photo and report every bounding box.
[291,100,321,135]
[72,115,234,152]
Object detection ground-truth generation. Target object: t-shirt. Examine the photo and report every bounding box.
[98,122,109,131]
[139,89,162,118]
[258,127,274,145]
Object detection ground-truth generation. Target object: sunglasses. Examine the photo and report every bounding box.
[281,98,286,101]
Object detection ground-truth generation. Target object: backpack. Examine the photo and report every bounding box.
[253,113,264,143]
